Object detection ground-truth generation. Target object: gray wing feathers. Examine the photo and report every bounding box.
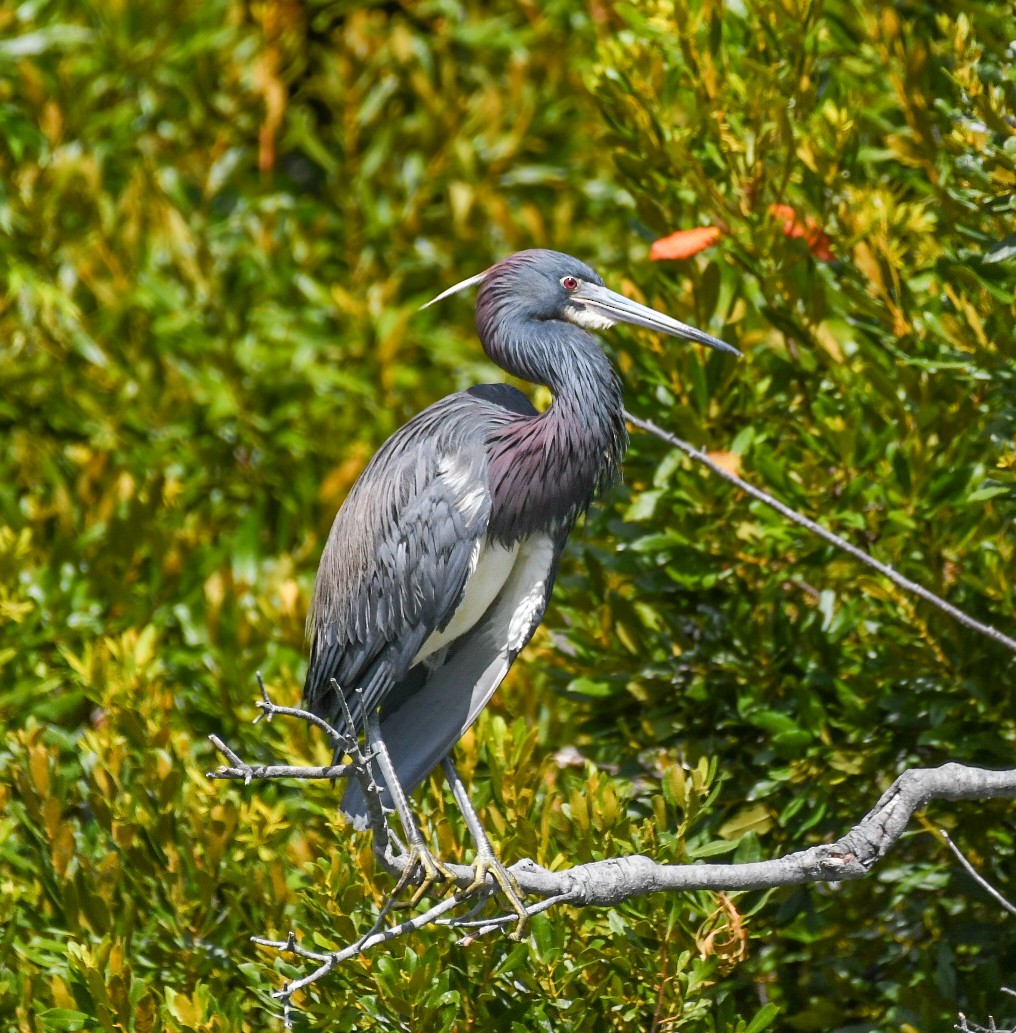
[341,534,560,820]
[303,399,493,735]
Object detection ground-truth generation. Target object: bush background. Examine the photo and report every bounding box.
[1,0,1014,1029]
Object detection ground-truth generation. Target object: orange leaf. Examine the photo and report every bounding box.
[767,204,834,260]
[767,203,798,225]
[706,450,742,476]
[650,226,723,260]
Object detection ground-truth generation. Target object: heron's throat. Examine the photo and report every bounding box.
[481,319,628,544]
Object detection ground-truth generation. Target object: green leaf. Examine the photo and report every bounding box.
[743,1002,782,1033]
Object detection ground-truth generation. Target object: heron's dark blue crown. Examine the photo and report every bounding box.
[475,250,606,383]
[474,250,628,545]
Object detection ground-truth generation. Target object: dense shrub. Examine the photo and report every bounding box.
[1,0,1013,1029]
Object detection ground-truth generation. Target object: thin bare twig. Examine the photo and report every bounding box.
[254,893,471,1026]
[441,891,574,942]
[254,671,353,750]
[206,739,352,782]
[625,410,1016,657]
[940,828,1016,918]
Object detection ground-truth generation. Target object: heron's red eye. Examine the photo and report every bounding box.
[562,276,579,291]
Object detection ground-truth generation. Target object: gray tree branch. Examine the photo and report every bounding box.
[624,409,1016,657]
[207,699,1016,1023]
[205,413,1016,1022]
[211,751,1016,902]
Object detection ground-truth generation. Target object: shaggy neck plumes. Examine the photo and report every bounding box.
[476,285,628,545]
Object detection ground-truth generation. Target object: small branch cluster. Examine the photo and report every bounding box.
[956,988,1016,1033]
[207,678,1016,1024]
[207,678,563,1024]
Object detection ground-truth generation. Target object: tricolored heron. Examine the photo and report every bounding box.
[303,249,738,930]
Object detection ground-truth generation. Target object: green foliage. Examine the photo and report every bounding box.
[1,0,1013,1030]
[574,0,1016,1026]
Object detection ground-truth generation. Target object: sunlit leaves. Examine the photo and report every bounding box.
[3,0,1015,1029]
[575,0,1016,1027]
[0,0,764,1027]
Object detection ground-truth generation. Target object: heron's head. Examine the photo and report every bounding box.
[423,249,739,357]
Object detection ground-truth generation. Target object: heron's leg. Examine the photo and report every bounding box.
[441,756,529,940]
[365,714,452,904]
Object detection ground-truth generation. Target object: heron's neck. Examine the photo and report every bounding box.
[480,316,629,543]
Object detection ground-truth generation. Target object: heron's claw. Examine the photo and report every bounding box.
[410,847,455,906]
[466,855,529,940]
[393,844,455,907]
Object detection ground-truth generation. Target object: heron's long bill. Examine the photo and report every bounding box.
[573,282,741,356]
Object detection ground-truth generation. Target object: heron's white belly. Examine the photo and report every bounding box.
[413,537,520,665]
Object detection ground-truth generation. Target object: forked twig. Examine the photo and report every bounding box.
[208,678,541,1025]
[206,737,352,783]
[254,893,470,1024]
[253,671,352,749]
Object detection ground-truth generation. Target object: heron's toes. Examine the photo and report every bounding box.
[395,845,455,907]
[466,855,529,940]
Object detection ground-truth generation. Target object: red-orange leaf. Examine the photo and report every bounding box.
[767,204,834,261]
[650,226,723,260]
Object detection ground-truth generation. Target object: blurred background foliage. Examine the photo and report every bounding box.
[1,0,1014,1028]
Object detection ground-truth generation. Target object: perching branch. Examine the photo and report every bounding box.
[207,688,1016,1021]
[624,410,1016,657]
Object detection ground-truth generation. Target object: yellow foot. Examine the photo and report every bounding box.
[392,844,455,907]
[466,854,529,940]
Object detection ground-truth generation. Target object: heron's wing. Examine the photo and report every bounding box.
[341,533,562,822]
[303,395,495,736]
